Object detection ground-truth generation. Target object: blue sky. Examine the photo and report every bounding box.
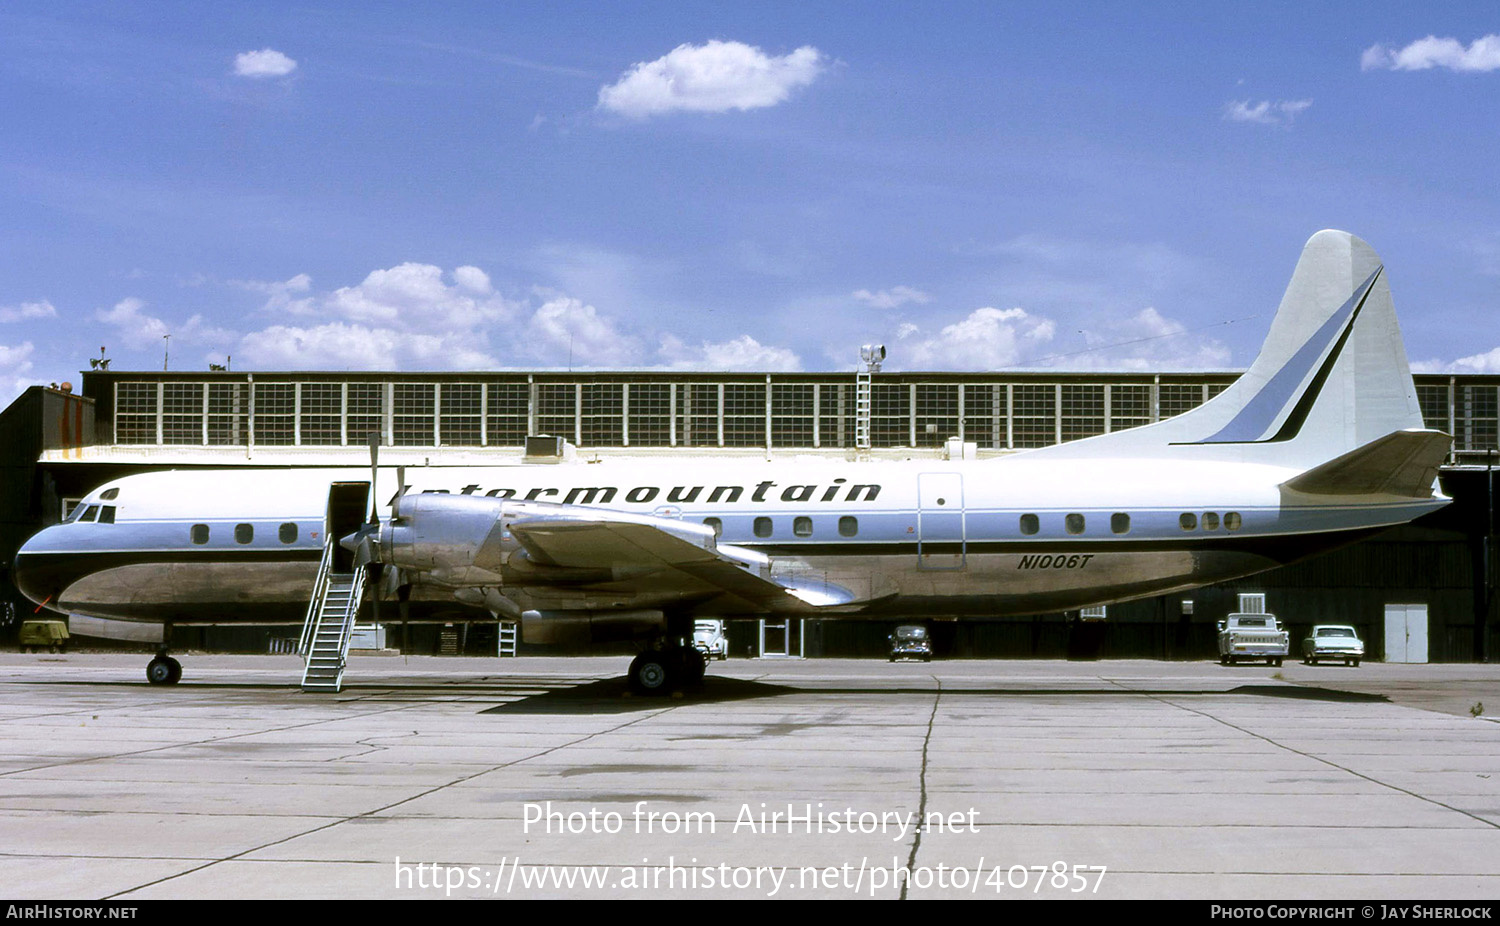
[2,2,1497,395]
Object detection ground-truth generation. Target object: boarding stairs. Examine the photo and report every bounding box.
[298,539,367,693]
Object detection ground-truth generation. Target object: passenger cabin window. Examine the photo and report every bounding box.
[235,523,254,544]
[753,517,773,538]
[1202,512,1220,530]
[279,522,298,544]
[793,516,813,537]
[1065,513,1085,535]
[1019,514,1039,536]
[191,524,210,545]
[1110,513,1130,534]
[703,517,722,538]
[838,516,858,537]
[1224,512,1242,531]
[1179,513,1198,531]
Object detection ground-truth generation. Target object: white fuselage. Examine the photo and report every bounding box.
[14,453,1444,626]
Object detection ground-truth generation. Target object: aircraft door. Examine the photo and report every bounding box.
[917,472,965,570]
[326,482,372,573]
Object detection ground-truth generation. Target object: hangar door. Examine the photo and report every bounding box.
[1383,603,1429,664]
[917,472,965,570]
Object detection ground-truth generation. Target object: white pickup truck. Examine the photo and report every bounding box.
[1217,612,1289,666]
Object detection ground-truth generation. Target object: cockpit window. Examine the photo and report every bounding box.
[79,506,99,523]
[100,488,119,500]
[98,506,116,524]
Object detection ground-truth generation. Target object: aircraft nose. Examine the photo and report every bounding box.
[12,528,58,609]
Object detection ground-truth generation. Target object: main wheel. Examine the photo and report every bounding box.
[628,651,673,695]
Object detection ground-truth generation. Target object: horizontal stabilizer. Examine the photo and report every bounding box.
[1279,429,1450,498]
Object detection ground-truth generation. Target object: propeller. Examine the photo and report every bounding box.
[340,435,394,629]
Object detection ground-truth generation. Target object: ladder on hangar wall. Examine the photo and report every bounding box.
[298,539,367,693]
[498,620,518,657]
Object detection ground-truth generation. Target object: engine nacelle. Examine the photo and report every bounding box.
[378,493,513,586]
[520,609,666,645]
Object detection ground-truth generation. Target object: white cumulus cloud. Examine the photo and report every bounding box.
[1224,99,1313,127]
[897,307,1056,370]
[1362,34,1500,72]
[234,48,298,78]
[852,286,931,310]
[598,40,825,118]
[658,334,802,371]
[95,298,236,353]
[1441,347,1500,374]
[0,300,57,323]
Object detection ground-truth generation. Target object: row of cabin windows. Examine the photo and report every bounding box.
[1018,511,1242,536]
[190,523,301,545]
[703,516,860,539]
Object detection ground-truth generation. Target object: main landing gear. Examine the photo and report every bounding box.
[627,642,707,695]
[146,649,182,685]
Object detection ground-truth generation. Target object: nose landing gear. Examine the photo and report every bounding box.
[146,651,182,685]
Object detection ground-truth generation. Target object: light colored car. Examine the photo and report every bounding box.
[1217,612,1289,666]
[692,619,728,661]
[1302,624,1364,666]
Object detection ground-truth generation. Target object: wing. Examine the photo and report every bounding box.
[509,516,848,614]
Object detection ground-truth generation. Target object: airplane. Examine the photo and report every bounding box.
[12,230,1452,692]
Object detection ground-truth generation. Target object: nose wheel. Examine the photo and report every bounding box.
[147,655,182,685]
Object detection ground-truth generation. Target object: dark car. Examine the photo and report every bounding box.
[888,624,932,662]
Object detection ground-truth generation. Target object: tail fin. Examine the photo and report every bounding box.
[1028,230,1432,468]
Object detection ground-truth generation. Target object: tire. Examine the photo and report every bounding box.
[1273,658,1283,667]
[628,651,672,695]
[146,658,175,685]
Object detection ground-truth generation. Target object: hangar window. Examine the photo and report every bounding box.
[1179,513,1197,531]
[753,517,773,538]
[100,488,119,500]
[1202,512,1220,530]
[1111,513,1130,534]
[78,506,99,523]
[1065,513,1085,535]
[793,516,813,537]
[279,523,298,544]
[703,517,722,537]
[839,516,858,537]
[191,524,209,544]
[235,523,254,544]
[1019,513,1039,535]
[98,507,116,524]
[1225,512,1242,531]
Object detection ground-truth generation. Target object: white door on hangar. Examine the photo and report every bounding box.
[1383,603,1429,664]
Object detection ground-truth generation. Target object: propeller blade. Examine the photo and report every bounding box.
[367,433,381,524]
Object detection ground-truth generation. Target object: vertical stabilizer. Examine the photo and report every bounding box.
[1026,230,1428,468]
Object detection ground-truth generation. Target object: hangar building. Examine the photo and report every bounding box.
[1,366,1495,662]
